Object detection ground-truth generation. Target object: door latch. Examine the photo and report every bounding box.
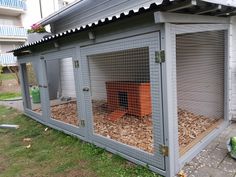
[74,60,80,68]
[38,85,48,88]
[83,87,89,91]
[80,120,85,127]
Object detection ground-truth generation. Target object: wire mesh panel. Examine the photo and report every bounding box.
[21,62,42,115]
[87,47,155,153]
[45,57,80,127]
[176,30,225,153]
[80,32,165,169]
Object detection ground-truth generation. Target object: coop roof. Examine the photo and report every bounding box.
[12,0,236,55]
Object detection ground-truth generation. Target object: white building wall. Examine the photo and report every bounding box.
[22,0,55,29]
[230,16,236,120]
[0,15,21,26]
[60,58,76,97]
[0,5,25,64]
[22,0,75,30]
[0,42,21,53]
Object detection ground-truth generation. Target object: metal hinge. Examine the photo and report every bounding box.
[160,144,169,156]
[38,85,48,88]
[74,60,80,68]
[80,120,85,127]
[155,50,165,63]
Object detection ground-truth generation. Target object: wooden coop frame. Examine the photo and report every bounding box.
[14,8,232,177]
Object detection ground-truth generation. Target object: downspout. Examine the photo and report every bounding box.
[39,0,43,19]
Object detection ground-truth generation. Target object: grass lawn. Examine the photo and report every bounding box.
[0,106,161,177]
[0,92,21,100]
[0,73,15,81]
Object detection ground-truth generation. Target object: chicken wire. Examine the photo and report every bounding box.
[87,47,155,153]
[176,30,225,149]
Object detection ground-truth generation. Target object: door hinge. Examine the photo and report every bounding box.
[74,60,80,68]
[155,50,165,63]
[80,120,85,127]
[160,144,169,157]
[38,85,48,88]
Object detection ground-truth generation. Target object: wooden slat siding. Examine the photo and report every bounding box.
[176,31,225,119]
[60,58,76,98]
[52,0,158,33]
[88,47,149,100]
[230,16,236,120]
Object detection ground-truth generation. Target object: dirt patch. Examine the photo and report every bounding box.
[46,101,221,154]
[57,168,98,177]
[56,160,98,177]
[0,156,8,172]
[0,79,20,93]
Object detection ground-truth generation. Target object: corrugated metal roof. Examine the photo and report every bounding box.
[13,2,163,53]
[12,0,236,54]
[39,0,236,26]
[202,0,236,7]
[38,0,163,26]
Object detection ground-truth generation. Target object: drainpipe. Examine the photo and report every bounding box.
[39,0,43,19]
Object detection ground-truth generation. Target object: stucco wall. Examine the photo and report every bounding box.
[0,15,21,26]
[230,16,236,120]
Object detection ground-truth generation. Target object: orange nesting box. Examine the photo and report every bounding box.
[106,81,152,117]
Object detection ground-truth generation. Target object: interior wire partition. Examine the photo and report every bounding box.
[87,47,155,153]
[176,30,225,153]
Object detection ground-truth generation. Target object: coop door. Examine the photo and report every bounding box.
[42,48,85,136]
[19,59,45,120]
[80,32,165,170]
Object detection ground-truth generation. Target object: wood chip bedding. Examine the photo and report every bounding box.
[37,101,221,154]
[50,101,79,126]
[178,108,220,148]
[92,100,154,153]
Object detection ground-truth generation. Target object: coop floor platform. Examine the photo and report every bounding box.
[47,101,222,155]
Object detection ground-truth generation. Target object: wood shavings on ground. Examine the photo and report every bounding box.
[177,170,187,177]
[50,101,79,126]
[178,108,220,149]
[38,101,221,154]
[92,100,154,153]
